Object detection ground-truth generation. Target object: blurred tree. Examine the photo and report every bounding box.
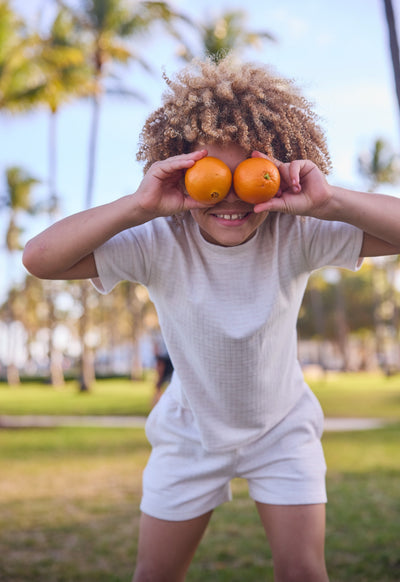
[92,280,155,379]
[31,7,94,208]
[2,166,40,252]
[0,0,36,111]
[58,0,190,209]
[54,0,190,390]
[29,7,95,386]
[358,138,400,192]
[383,0,400,129]
[298,266,378,370]
[358,137,400,372]
[0,166,40,384]
[177,9,275,63]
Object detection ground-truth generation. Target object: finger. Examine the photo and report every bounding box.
[253,197,288,214]
[251,150,283,167]
[182,197,214,211]
[253,191,305,215]
[151,151,207,178]
[287,160,305,193]
[251,152,298,193]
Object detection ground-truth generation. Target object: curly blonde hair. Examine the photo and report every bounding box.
[137,57,331,174]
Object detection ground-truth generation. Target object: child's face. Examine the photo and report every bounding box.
[189,143,270,247]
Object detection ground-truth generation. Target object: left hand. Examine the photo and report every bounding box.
[251,151,333,218]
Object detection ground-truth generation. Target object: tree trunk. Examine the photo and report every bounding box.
[79,282,95,392]
[47,112,65,387]
[309,286,327,369]
[335,276,351,371]
[75,93,101,392]
[7,363,20,386]
[85,93,101,209]
[383,0,400,124]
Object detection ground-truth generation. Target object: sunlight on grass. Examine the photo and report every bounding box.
[0,427,149,582]
[307,372,400,419]
[0,378,154,416]
[323,425,400,472]
[1,372,400,581]
[1,371,400,420]
[0,424,399,581]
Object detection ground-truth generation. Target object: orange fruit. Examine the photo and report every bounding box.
[233,158,280,204]
[185,156,232,204]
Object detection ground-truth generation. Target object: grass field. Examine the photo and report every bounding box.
[1,371,400,419]
[0,373,400,581]
[0,378,153,417]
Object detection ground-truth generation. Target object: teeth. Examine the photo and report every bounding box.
[215,213,246,220]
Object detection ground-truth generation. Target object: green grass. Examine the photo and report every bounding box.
[308,371,400,420]
[0,378,153,416]
[0,427,149,582]
[1,373,400,580]
[0,425,399,581]
[1,371,400,420]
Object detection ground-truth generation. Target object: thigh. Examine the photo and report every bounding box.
[256,502,329,582]
[132,510,213,582]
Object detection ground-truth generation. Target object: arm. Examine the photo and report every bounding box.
[252,153,400,258]
[23,150,209,280]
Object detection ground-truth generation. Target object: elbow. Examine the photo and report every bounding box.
[22,239,50,279]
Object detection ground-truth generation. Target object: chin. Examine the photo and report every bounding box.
[200,227,256,247]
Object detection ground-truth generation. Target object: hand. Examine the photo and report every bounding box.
[251,151,333,218]
[134,150,213,218]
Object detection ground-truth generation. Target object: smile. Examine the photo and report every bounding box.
[213,213,248,221]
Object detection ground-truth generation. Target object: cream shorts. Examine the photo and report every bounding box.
[140,387,327,521]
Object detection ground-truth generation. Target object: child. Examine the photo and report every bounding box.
[23,58,400,582]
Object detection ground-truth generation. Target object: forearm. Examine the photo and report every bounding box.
[322,186,400,249]
[23,193,155,279]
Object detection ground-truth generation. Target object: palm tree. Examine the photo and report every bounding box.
[359,137,400,372]
[33,7,94,207]
[383,0,400,129]
[177,9,276,63]
[0,0,25,110]
[358,138,400,192]
[27,8,95,386]
[59,0,190,209]
[0,0,45,112]
[1,166,40,384]
[54,0,191,390]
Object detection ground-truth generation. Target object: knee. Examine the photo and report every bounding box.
[132,562,186,582]
[274,557,329,582]
[132,563,159,582]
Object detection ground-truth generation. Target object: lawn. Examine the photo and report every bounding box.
[0,372,400,581]
[1,371,400,419]
[308,371,400,420]
[0,424,399,581]
[0,378,153,417]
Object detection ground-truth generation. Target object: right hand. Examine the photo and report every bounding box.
[134,150,213,218]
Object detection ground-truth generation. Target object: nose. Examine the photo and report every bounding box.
[225,184,240,201]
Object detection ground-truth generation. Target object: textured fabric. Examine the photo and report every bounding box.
[140,386,327,521]
[93,213,363,452]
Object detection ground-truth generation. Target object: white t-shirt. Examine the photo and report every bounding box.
[93,213,363,452]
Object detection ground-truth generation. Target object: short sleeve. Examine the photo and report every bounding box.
[92,222,153,294]
[300,217,364,272]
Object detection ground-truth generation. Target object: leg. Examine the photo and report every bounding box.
[132,510,213,582]
[256,502,329,582]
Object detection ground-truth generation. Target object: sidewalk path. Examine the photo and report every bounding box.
[323,417,389,431]
[0,415,147,428]
[0,415,392,431]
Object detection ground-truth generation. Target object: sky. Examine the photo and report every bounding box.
[1,0,400,300]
